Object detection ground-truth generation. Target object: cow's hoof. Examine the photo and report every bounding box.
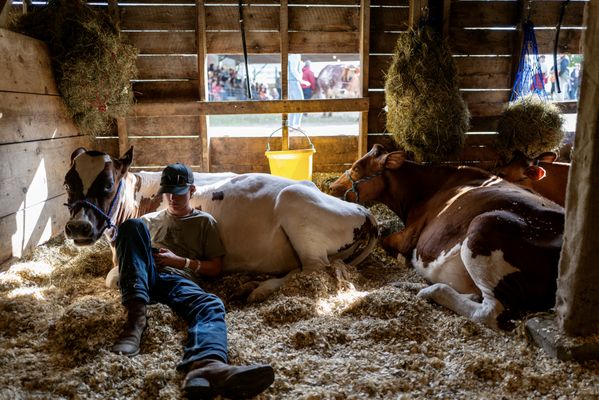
[391,281,427,292]
[230,281,261,303]
[247,288,270,303]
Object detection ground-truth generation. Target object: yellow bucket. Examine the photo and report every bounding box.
[265,127,316,181]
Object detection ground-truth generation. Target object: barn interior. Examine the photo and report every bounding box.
[1,0,598,399]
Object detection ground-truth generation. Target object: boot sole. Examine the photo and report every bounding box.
[220,365,275,399]
[184,377,211,399]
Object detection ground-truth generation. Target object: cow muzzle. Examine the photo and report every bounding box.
[64,219,97,245]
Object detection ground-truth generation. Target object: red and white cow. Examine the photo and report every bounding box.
[330,144,564,329]
[64,147,378,302]
[497,151,570,207]
[315,64,361,116]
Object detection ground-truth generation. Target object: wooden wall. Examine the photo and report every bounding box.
[83,0,587,173]
[0,28,90,265]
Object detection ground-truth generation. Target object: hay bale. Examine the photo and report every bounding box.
[15,0,138,136]
[495,96,565,161]
[385,27,470,162]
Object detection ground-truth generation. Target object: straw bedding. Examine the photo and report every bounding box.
[1,201,598,399]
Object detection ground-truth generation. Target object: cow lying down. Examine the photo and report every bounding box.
[330,144,564,330]
[63,147,378,302]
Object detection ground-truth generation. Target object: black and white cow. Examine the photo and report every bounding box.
[64,147,379,301]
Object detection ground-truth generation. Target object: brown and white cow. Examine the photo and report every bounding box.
[315,64,361,116]
[497,151,570,207]
[330,144,564,329]
[64,147,378,302]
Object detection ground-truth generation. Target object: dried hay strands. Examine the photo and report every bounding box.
[495,95,565,161]
[385,27,470,162]
[14,0,138,136]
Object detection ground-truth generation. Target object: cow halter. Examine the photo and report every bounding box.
[342,170,382,203]
[64,180,123,235]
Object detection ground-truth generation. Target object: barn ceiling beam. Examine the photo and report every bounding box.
[132,98,369,117]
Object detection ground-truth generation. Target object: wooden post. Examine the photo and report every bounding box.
[0,0,10,29]
[280,0,289,150]
[117,117,129,157]
[555,0,599,337]
[442,0,451,39]
[509,0,527,96]
[196,0,210,171]
[358,0,370,156]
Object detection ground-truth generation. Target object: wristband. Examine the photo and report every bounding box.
[184,258,191,269]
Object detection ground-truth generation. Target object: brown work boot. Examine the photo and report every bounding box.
[111,299,147,357]
[183,358,274,399]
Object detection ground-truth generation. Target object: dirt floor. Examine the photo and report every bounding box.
[1,192,598,399]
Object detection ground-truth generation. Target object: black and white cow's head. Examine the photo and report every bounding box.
[64,147,133,245]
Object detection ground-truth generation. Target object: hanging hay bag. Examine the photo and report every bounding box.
[15,0,138,136]
[385,27,470,162]
[495,95,564,161]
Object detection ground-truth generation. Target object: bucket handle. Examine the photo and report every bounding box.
[266,126,315,152]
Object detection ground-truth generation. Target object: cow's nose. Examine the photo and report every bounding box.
[65,220,93,238]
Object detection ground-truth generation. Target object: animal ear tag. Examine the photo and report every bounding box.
[525,166,546,181]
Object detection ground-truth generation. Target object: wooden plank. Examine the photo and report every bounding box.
[461,90,510,117]
[372,0,409,4]
[126,115,199,136]
[409,0,427,29]
[136,55,197,80]
[132,98,369,116]
[119,5,195,30]
[369,55,512,90]
[0,92,79,144]
[289,7,359,32]
[450,1,585,28]
[117,117,128,158]
[205,5,278,31]
[210,135,358,173]
[0,28,59,95]
[0,194,70,264]
[370,6,409,32]
[455,56,512,89]
[370,32,403,53]
[205,31,360,54]
[289,32,359,53]
[122,32,196,55]
[133,81,199,100]
[126,137,203,166]
[207,32,281,54]
[368,55,391,90]
[0,135,90,220]
[450,28,582,55]
[368,108,387,133]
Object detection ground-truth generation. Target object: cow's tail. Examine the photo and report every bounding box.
[345,210,379,266]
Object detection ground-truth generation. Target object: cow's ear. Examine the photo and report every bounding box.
[525,166,546,181]
[536,151,558,164]
[70,147,86,164]
[116,147,133,173]
[384,151,406,170]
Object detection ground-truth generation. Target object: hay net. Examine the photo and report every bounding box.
[384,26,470,163]
[510,20,547,102]
[14,0,138,137]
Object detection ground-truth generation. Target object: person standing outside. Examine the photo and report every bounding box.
[111,163,275,399]
[301,60,316,100]
[288,53,307,129]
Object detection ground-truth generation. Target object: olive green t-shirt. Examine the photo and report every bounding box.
[141,209,226,261]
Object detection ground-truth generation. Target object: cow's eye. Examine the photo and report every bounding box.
[104,182,114,192]
[64,184,71,192]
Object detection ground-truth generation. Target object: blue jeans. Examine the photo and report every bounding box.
[115,219,228,370]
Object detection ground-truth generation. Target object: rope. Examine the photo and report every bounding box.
[238,0,252,99]
[510,20,546,101]
[342,170,382,203]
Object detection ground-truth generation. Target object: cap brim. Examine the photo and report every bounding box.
[158,185,191,195]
